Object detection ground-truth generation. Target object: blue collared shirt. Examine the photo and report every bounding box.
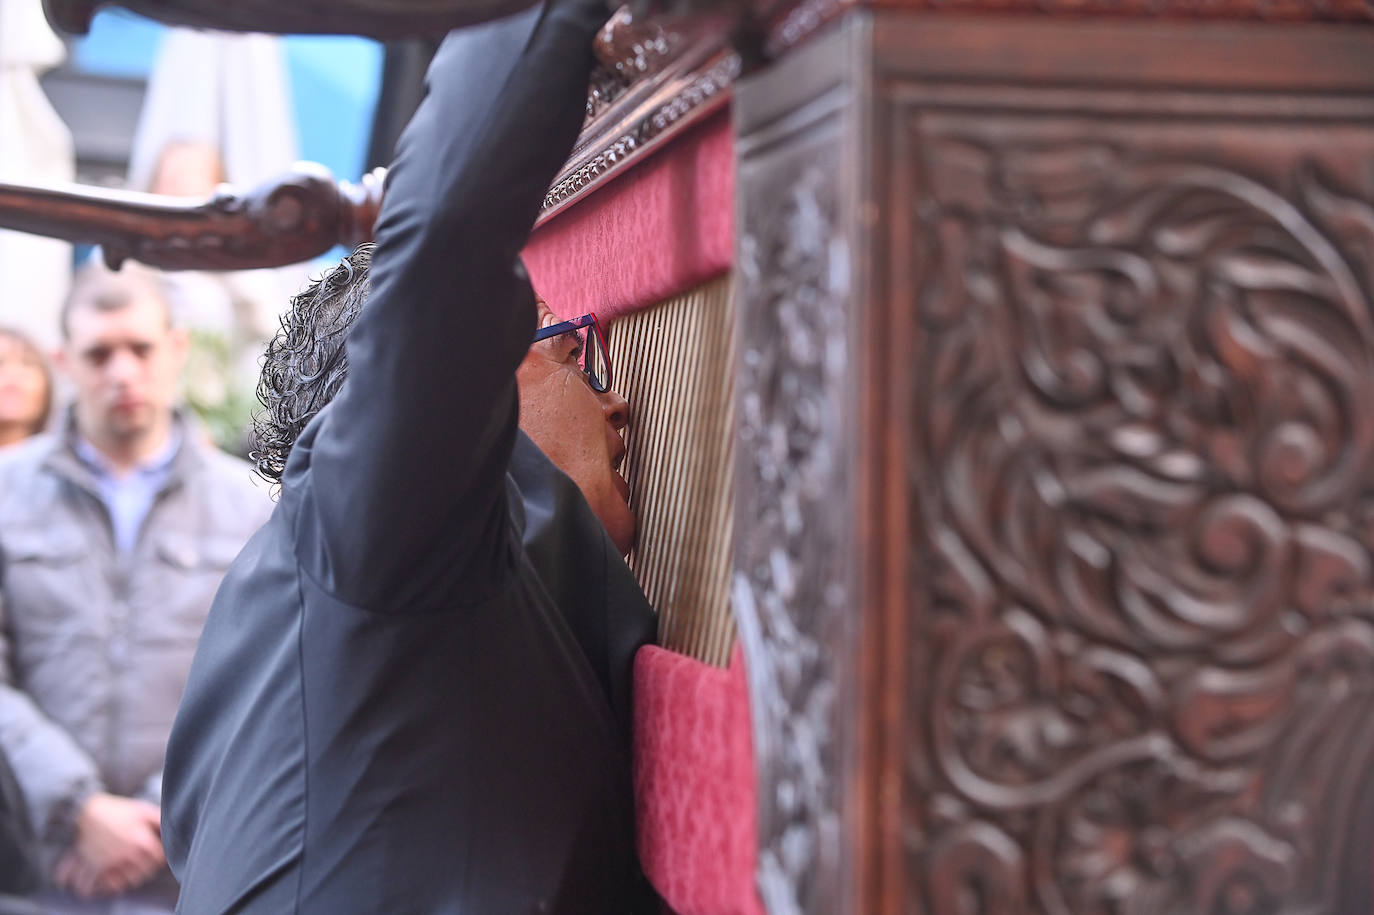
[74,429,182,555]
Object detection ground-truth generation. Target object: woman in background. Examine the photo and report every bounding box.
[0,328,50,449]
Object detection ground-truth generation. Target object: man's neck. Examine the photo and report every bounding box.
[0,423,34,449]
[0,422,34,449]
[81,417,175,479]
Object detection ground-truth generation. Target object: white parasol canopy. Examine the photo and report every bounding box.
[0,0,74,350]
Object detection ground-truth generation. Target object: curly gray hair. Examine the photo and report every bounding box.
[251,244,373,483]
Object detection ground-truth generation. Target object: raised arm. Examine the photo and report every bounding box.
[295,0,606,610]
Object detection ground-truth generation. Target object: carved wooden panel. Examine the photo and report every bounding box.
[890,19,1374,915]
[543,10,739,222]
[734,55,858,915]
[893,88,1374,915]
[610,277,739,667]
[735,12,1374,915]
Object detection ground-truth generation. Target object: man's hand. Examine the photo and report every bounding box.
[53,793,164,899]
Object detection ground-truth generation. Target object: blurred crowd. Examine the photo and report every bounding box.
[0,256,275,915]
[0,11,306,913]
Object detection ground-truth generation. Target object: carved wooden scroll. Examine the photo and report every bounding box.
[0,166,383,271]
[734,13,1374,915]
[545,7,739,219]
[734,40,854,915]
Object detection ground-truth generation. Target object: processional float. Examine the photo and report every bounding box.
[7,0,1374,912]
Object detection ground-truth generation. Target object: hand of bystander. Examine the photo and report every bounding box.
[53,793,164,899]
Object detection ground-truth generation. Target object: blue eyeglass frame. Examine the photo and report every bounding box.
[531,312,613,393]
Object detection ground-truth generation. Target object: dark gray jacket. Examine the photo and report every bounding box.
[162,2,658,912]
[0,415,270,873]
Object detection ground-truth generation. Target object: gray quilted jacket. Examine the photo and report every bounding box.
[0,413,271,872]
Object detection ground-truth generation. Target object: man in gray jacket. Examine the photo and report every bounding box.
[0,264,271,914]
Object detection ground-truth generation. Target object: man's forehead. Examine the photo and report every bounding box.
[66,297,170,346]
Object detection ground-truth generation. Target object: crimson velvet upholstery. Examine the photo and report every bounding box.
[633,647,763,915]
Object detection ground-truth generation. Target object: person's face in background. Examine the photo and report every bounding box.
[149,141,225,198]
[0,332,51,447]
[517,299,635,555]
[57,295,187,455]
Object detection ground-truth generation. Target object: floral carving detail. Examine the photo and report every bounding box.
[909,137,1374,913]
[735,117,851,914]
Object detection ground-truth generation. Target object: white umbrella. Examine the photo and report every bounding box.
[0,0,74,350]
[128,28,308,449]
[127,28,299,194]
[128,28,308,333]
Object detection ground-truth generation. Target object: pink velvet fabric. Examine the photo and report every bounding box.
[522,111,733,322]
[633,645,763,915]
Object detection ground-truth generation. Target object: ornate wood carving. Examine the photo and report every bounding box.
[42,0,540,38]
[544,13,739,220]
[735,12,1374,915]
[880,19,1374,915]
[904,124,1374,914]
[0,166,382,271]
[733,49,857,915]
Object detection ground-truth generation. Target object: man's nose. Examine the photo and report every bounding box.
[600,390,629,432]
[106,349,140,383]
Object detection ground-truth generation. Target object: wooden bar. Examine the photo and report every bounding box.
[0,8,737,262]
[0,167,382,271]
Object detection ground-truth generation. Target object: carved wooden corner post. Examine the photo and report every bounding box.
[732,20,869,915]
[733,10,1374,915]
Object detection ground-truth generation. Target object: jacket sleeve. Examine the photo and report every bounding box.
[135,771,161,810]
[296,0,605,612]
[0,587,103,859]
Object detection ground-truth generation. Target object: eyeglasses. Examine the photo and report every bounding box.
[532,312,613,393]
